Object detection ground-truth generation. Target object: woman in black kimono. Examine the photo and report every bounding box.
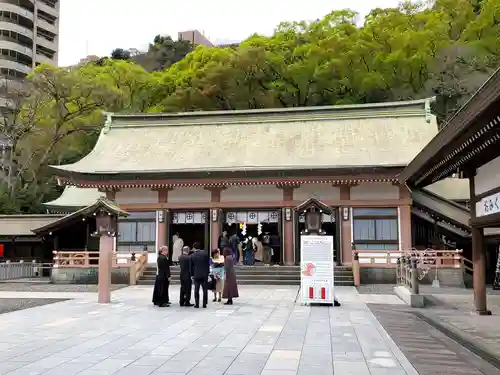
[152,246,171,307]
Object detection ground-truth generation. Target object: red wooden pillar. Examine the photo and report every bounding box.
[339,185,352,264]
[472,227,490,314]
[156,189,170,248]
[207,187,224,250]
[398,184,412,251]
[282,186,295,265]
[467,170,491,315]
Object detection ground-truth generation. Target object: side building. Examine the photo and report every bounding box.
[47,99,438,264]
[178,29,213,47]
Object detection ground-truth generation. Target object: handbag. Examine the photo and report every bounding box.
[207,274,216,291]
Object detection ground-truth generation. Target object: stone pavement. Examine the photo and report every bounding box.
[419,292,500,359]
[0,285,419,375]
[358,284,500,360]
[369,304,500,375]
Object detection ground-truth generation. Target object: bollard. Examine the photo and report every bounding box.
[352,252,360,286]
[32,260,37,278]
[411,257,419,295]
[396,257,401,284]
[129,261,137,285]
[399,255,406,285]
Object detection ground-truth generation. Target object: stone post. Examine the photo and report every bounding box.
[396,257,400,285]
[98,235,114,303]
[410,257,419,295]
[94,211,118,304]
[352,251,360,286]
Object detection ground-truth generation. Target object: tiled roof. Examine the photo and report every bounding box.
[44,186,105,209]
[51,98,438,175]
[424,178,470,201]
[0,215,64,236]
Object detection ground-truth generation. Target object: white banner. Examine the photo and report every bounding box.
[300,235,334,305]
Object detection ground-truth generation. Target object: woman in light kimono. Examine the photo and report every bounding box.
[210,249,225,302]
[172,233,184,265]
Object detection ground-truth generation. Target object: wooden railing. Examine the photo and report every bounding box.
[52,250,149,285]
[461,255,473,274]
[353,249,463,268]
[351,249,464,286]
[395,255,419,294]
[129,251,149,285]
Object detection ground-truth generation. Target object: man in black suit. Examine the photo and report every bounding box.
[179,246,193,307]
[152,246,171,307]
[189,241,210,308]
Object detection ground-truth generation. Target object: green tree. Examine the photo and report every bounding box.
[462,0,500,63]
[110,48,131,60]
[133,35,194,72]
[0,60,152,213]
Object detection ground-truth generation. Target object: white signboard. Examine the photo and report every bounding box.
[476,191,500,217]
[300,235,334,305]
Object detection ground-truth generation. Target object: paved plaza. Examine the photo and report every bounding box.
[0,285,420,375]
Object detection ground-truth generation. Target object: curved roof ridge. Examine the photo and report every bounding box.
[103,97,436,128]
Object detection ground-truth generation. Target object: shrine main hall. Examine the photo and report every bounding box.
[48,98,439,265]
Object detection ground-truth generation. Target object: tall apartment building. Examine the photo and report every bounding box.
[0,0,59,76]
[178,30,213,47]
[0,0,60,170]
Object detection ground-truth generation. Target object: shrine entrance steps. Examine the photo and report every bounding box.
[137,265,354,286]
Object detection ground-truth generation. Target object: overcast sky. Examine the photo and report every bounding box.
[58,0,402,67]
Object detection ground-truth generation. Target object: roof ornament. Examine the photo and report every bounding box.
[103,112,113,134]
[424,97,435,123]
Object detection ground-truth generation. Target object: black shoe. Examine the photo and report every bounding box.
[212,298,217,302]
[334,300,341,307]
[217,298,221,302]
[203,305,207,308]
[194,305,199,308]
[185,303,194,307]
[159,303,170,307]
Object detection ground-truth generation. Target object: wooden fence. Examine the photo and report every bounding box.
[353,249,463,268]
[52,250,149,285]
[351,249,467,286]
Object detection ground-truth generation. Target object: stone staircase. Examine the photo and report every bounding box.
[137,265,354,286]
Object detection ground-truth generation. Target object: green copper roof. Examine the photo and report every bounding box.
[424,178,469,201]
[51,98,438,176]
[44,186,105,209]
[33,198,129,235]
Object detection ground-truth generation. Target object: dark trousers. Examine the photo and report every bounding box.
[163,280,170,303]
[179,279,192,306]
[194,278,208,307]
[152,278,169,305]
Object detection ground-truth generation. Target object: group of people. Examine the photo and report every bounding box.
[152,242,239,308]
[218,230,281,266]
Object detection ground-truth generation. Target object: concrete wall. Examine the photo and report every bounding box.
[294,184,340,201]
[115,188,158,204]
[350,183,399,200]
[168,187,210,203]
[221,186,282,202]
[50,268,129,284]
